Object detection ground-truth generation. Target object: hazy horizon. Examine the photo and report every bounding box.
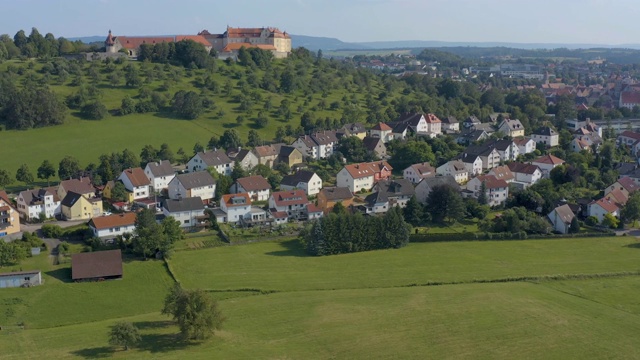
[3,0,640,45]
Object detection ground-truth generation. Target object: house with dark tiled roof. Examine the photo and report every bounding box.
[466,175,509,207]
[317,187,354,214]
[187,150,234,175]
[277,146,304,168]
[514,137,536,155]
[17,188,61,220]
[88,213,137,238]
[441,116,460,133]
[507,162,543,188]
[619,91,640,110]
[226,148,259,171]
[483,139,519,162]
[168,171,216,204]
[292,131,338,160]
[230,175,271,201]
[415,176,460,204]
[548,204,576,234]
[463,116,482,129]
[58,177,95,200]
[373,179,415,208]
[459,144,501,171]
[362,136,387,158]
[144,160,175,192]
[456,129,489,145]
[436,160,470,184]
[61,191,103,221]
[162,197,206,228]
[280,170,322,196]
[488,165,515,183]
[71,249,123,281]
[532,126,559,148]
[253,144,283,168]
[337,123,367,139]
[497,118,525,138]
[118,168,150,201]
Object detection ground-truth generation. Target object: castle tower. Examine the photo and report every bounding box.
[105,30,116,53]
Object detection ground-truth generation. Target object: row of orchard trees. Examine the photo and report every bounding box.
[303,207,411,256]
[0,28,98,61]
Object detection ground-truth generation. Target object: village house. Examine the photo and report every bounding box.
[459,144,501,171]
[88,213,137,239]
[588,196,620,223]
[441,116,460,133]
[226,148,259,171]
[144,160,175,193]
[162,197,206,228]
[268,190,309,220]
[514,137,536,155]
[604,176,640,198]
[220,193,253,223]
[362,137,387,158]
[292,131,338,160]
[373,179,416,208]
[389,113,429,135]
[531,126,559,148]
[488,165,515,183]
[456,153,484,176]
[415,176,460,204]
[168,171,216,204]
[424,113,443,137]
[277,146,304,168]
[307,204,324,220]
[0,270,42,288]
[532,154,565,178]
[230,175,272,201]
[484,139,519,162]
[457,129,489,145]
[0,191,20,238]
[118,168,150,201]
[253,144,283,168]
[466,175,509,207]
[507,162,543,188]
[361,191,391,214]
[369,122,394,143]
[619,91,640,110]
[573,127,602,151]
[105,30,212,57]
[61,191,103,221]
[199,26,292,59]
[337,123,367,139]
[436,160,470,184]
[497,118,525,138]
[548,204,576,234]
[280,170,323,196]
[462,116,482,129]
[17,188,61,220]
[187,150,234,175]
[58,177,96,200]
[336,161,393,193]
[403,162,436,184]
[317,187,354,214]
[571,138,592,153]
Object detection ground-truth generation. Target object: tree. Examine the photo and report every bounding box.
[426,184,465,223]
[569,216,580,234]
[15,163,34,185]
[171,90,203,119]
[337,137,371,163]
[158,143,175,163]
[388,140,435,172]
[332,201,347,216]
[58,156,80,180]
[0,169,12,188]
[37,160,56,186]
[219,129,243,150]
[204,209,219,230]
[477,181,488,205]
[80,101,108,120]
[602,213,619,229]
[120,96,135,115]
[246,130,262,147]
[111,182,129,202]
[622,191,640,227]
[108,322,141,351]
[403,195,423,226]
[162,285,226,340]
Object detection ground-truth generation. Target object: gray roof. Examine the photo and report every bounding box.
[281,170,317,186]
[484,139,515,151]
[362,136,384,151]
[146,160,174,177]
[175,171,216,189]
[198,150,232,166]
[163,197,204,213]
[365,191,388,206]
[319,187,353,201]
[549,204,575,225]
[442,116,458,124]
[279,145,299,157]
[310,131,338,146]
[533,126,558,137]
[61,191,84,208]
[418,176,460,191]
[375,179,415,198]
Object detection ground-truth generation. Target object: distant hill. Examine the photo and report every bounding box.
[66,34,640,51]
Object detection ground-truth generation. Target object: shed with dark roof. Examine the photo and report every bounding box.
[71,249,123,281]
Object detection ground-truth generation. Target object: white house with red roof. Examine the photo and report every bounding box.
[617,131,640,155]
[220,193,252,223]
[425,113,442,137]
[588,197,620,223]
[118,168,150,200]
[619,91,640,110]
[336,161,393,193]
[605,177,640,198]
[268,190,309,220]
[466,175,509,207]
[369,122,394,143]
[88,213,137,239]
[514,137,536,155]
[230,175,271,201]
[507,163,542,188]
[531,154,565,178]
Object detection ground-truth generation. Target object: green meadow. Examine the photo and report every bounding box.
[1,237,640,358]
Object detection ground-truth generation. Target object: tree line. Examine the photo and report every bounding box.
[302,207,411,256]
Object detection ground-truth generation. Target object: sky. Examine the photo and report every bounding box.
[2,0,640,45]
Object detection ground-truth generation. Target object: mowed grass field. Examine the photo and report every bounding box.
[1,237,640,359]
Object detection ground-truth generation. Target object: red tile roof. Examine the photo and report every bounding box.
[425,113,442,123]
[507,162,541,175]
[307,204,322,213]
[533,154,565,166]
[236,176,271,192]
[121,168,150,187]
[222,193,252,208]
[619,130,640,141]
[271,190,308,207]
[343,161,392,179]
[116,36,174,49]
[621,91,640,105]
[89,213,137,230]
[175,35,211,47]
[372,122,392,131]
[617,177,640,193]
[591,197,619,213]
[476,175,508,189]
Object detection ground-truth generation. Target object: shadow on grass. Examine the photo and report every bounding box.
[45,268,72,283]
[137,333,191,353]
[71,346,114,359]
[264,239,308,257]
[222,122,240,128]
[624,242,640,249]
[133,320,174,330]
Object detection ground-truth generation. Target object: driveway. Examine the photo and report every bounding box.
[20,220,86,234]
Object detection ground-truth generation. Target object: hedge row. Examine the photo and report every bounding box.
[409,231,614,243]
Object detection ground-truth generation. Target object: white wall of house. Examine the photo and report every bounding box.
[234,186,270,201]
[144,169,175,192]
[168,180,214,202]
[163,209,205,228]
[548,211,570,234]
[17,195,60,220]
[513,170,542,187]
[517,140,536,155]
[366,201,389,214]
[187,154,232,175]
[588,203,618,223]
[532,134,559,147]
[220,203,251,223]
[336,169,374,193]
[91,224,136,238]
[118,174,149,200]
[292,139,317,160]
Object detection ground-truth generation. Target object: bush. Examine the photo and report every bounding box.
[80,101,108,120]
[585,216,598,226]
[41,224,63,238]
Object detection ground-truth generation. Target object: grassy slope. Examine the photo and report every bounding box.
[2,280,640,359]
[168,237,640,292]
[0,59,383,187]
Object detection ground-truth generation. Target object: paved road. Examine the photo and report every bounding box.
[20,220,86,234]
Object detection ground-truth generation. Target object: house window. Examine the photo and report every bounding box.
[184,220,190,224]
[24,277,30,281]
[115,227,120,231]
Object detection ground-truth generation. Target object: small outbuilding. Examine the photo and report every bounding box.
[71,249,123,282]
[0,270,42,288]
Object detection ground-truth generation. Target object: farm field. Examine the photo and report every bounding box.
[1,237,640,359]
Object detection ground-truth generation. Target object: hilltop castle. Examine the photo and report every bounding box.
[105,26,291,59]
